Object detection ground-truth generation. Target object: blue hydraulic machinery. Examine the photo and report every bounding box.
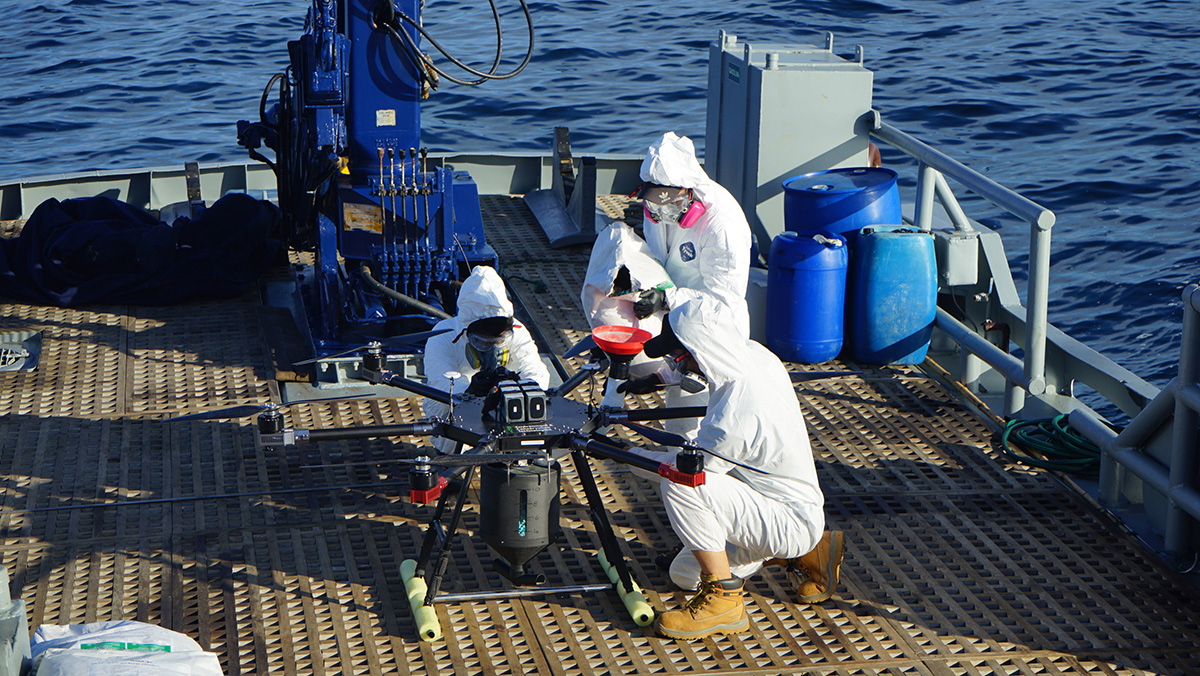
[238,0,533,368]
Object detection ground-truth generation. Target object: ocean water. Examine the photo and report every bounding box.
[1,0,1198,395]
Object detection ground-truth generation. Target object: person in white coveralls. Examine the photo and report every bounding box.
[633,298,844,640]
[617,132,754,440]
[422,266,550,452]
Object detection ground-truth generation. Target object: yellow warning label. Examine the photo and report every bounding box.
[343,203,383,233]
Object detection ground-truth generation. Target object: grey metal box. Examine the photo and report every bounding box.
[935,229,980,287]
[706,32,874,257]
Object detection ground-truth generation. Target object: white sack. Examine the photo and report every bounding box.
[580,222,672,332]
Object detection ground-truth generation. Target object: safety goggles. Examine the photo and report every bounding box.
[664,349,690,372]
[643,197,689,226]
[466,329,513,352]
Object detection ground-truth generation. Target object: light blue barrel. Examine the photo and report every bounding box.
[766,232,848,363]
[849,225,937,365]
[783,168,901,247]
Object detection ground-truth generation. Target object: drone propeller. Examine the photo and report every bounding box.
[562,334,597,360]
[293,328,450,366]
[613,419,771,475]
[612,420,701,450]
[396,452,546,467]
[165,395,378,423]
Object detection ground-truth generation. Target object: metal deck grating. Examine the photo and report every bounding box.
[1,198,1199,675]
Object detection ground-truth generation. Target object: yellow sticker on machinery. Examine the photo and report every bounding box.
[343,202,383,233]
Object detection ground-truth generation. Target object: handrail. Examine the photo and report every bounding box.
[933,308,1026,386]
[1070,285,1200,556]
[869,115,1057,415]
[871,120,1055,230]
[875,117,1199,558]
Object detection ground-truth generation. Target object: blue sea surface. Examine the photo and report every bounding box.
[1,0,1198,395]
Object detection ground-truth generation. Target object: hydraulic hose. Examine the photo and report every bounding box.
[373,0,534,88]
[359,265,451,320]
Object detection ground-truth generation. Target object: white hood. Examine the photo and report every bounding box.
[455,265,513,325]
[639,132,715,200]
[667,297,748,388]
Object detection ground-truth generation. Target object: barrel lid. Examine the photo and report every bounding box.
[783,167,898,194]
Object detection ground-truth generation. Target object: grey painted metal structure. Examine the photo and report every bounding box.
[705,31,873,257]
[1070,284,1200,559]
[0,152,646,222]
[866,115,1196,561]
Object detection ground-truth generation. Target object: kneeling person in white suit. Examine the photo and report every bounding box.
[635,298,845,640]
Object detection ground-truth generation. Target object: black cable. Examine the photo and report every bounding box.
[374,0,534,88]
[260,72,284,125]
[399,3,531,81]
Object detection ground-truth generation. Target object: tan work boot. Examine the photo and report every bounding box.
[787,530,845,603]
[655,574,749,640]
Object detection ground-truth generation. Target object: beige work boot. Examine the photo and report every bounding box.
[654,574,749,640]
[787,530,845,604]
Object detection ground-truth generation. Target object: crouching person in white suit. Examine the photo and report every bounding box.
[633,298,845,640]
[422,266,550,453]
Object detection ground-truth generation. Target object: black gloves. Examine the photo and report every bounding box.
[633,288,667,319]
[616,373,665,395]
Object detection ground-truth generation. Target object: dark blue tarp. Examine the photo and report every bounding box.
[0,193,282,307]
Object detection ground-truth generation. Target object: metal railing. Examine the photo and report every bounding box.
[870,114,1199,559]
[869,115,1056,415]
[1070,284,1200,556]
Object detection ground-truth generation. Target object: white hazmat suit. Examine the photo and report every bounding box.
[638,131,754,437]
[580,222,674,405]
[639,131,752,337]
[649,298,825,589]
[422,266,550,452]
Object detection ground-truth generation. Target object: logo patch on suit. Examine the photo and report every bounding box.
[679,242,696,262]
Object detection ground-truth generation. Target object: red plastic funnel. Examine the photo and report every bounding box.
[592,325,652,356]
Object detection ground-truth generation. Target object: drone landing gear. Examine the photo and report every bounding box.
[401,450,655,641]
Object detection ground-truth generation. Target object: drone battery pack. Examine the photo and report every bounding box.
[523,390,547,422]
[498,384,528,424]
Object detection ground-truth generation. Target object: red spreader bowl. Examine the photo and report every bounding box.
[592,325,653,356]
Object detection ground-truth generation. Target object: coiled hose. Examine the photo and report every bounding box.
[1000,414,1101,476]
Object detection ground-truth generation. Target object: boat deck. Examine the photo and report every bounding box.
[2,195,1199,675]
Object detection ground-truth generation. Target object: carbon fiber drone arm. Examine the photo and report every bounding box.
[569,434,705,487]
[255,420,446,448]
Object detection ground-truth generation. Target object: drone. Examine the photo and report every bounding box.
[168,325,708,641]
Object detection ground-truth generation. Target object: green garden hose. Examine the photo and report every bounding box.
[1001,414,1101,476]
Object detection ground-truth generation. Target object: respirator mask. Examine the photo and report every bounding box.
[462,315,514,372]
[466,330,512,371]
[643,194,691,228]
[666,350,708,394]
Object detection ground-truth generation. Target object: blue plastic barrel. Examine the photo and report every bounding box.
[783,168,902,246]
[849,225,937,365]
[765,232,848,363]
